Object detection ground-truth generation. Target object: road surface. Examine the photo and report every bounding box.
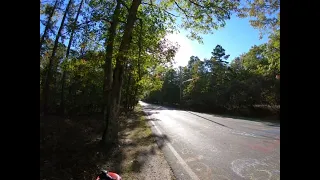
[140,101,280,180]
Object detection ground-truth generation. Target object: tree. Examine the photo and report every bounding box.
[102,0,142,144]
[40,0,60,55]
[264,29,280,75]
[145,43,279,117]
[60,0,85,114]
[40,0,280,145]
[211,45,230,64]
[101,0,121,144]
[42,0,73,114]
[241,44,268,73]
[237,0,280,38]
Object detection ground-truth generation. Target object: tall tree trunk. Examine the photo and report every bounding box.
[40,0,59,55]
[132,19,143,109]
[101,0,121,143]
[60,0,84,115]
[133,85,139,109]
[79,16,90,58]
[138,19,142,80]
[103,0,141,144]
[42,0,73,115]
[125,70,132,112]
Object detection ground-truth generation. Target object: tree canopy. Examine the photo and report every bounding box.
[40,0,280,143]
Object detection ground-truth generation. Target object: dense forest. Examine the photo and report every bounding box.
[144,38,280,117]
[40,0,280,144]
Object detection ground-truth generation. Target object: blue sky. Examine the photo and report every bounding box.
[168,14,269,67]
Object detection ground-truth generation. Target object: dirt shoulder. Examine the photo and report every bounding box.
[40,105,174,180]
[113,105,175,179]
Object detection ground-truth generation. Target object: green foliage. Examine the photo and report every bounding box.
[144,42,280,117]
[237,0,280,38]
[40,0,181,114]
[40,0,279,117]
[157,0,240,43]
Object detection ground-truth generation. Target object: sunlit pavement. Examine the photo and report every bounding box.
[140,101,280,180]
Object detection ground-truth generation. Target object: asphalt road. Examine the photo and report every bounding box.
[140,101,280,180]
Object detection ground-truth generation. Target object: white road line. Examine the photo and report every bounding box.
[149,120,200,180]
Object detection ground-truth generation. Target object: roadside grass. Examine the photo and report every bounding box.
[118,105,160,179]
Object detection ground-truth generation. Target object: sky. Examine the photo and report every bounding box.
[166,14,269,67]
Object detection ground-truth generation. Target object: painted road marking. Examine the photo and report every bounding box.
[149,120,200,180]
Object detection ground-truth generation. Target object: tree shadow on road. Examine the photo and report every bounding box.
[116,107,171,177]
[208,113,280,126]
[187,111,233,129]
[40,106,171,180]
[187,111,280,130]
[145,117,162,122]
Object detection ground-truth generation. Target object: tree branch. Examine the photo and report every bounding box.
[119,0,130,11]
[174,1,195,18]
[77,17,127,30]
[188,0,228,16]
[100,17,126,24]
[141,2,179,17]
[188,0,205,8]
[77,20,94,28]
